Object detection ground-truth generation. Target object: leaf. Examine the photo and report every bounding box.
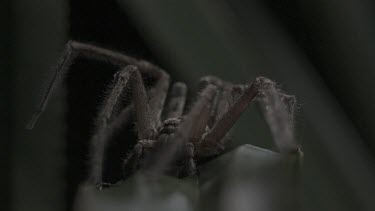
[198,144,301,211]
[75,172,199,211]
[74,145,300,211]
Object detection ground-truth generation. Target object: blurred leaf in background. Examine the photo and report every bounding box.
[75,173,198,211]
[7,1,67,211]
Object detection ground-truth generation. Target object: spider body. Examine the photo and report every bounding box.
[28,41,299,188]
[121,77,239,180]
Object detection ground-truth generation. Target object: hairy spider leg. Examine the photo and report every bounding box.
[189,85,219,144]
[24,40,169,186]
[89,66,170,185]
[89,66,158,186]
[126,66,158,140]
[197,79,260,156]
[89,67,132,185]
[123,82,188,178]
[146,73,170,127]
[197,76,225,129]
[115,70,172,180]
[185,76,245,159]
[153,84,218,177]
[26,40,168,129]
[123,84,217,178]
[26,42,77,129]
[198,83,245,158]
[91,73,171,185]
[156,82,187,150]
[198,75,225,89]
[163,82,188,120]
[279,93,296,126]
[256,77,298,154]
[211,84,236,128]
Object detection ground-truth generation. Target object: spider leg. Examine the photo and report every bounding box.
[197,76,225,128]
[213,84,247,124]
[149,85,218,177]
[196,83,245,158]
[26,42,77,129]
[280,93,296,125]
[179,84,218,176]
[88,67,133,185]
[27,40,168,129]
[196,76,243,128]
[197,79,260,154]
[198,75,224,88]
[89,65,156,185]
[91,106,134,188]
[146,70,170,127]
[128,67,158,140]
[90,73,170,183]
[89,65,169,184]
[163,82,187,119]
[256,77,298,153]
[118,68,172,179]
[198,77,299,156]
[189,84,220,144]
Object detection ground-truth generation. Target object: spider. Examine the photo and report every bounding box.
[27,41,300,188]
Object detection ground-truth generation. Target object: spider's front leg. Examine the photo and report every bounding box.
[90,64,169,187]
[255,77,299,154]
[88,65,157,185]
[118,66,173,179]
[26,40,173,186]
[196,77,299,159]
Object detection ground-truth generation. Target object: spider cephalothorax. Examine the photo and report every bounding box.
[28,41,299,188]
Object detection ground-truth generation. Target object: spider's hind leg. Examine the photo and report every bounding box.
[90,64,168,185]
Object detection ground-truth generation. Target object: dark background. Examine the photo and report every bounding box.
[2,0,375,211]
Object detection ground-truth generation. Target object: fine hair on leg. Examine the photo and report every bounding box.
[143,65,170,128]
[255,77,298,153]
[89,66,135,185]
[89,65,163,185]
[147,84,218,176]
[190,84,219,144]
[26,42,77,129]
[127,66,156,140]
[27,40,167,129]
[197,83,244,158]
[198,80,259,151]
[197,76,225,129]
